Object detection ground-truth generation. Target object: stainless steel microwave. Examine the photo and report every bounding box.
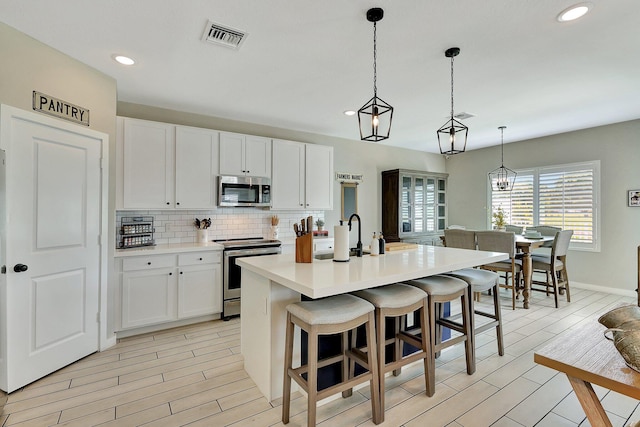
[218,175,271,207]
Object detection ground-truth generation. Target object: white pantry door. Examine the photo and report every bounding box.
[1,106,103,392]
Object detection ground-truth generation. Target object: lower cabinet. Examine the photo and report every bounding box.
[122,267,177,329]
[119,251,222,331]
[178,264,221,318]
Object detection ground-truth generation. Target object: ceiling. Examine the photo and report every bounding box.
[2,0,639,153]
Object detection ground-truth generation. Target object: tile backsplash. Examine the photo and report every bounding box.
[116,209,326,247]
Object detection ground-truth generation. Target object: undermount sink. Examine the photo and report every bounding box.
[314,250,362,260]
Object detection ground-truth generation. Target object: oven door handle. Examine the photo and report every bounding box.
[224,247,281,257]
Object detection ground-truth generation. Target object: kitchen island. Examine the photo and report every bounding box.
[237,244,507,402]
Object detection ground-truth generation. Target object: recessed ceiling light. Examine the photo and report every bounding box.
[344,110,356,116]
[113,55,135,66]
[557,3,592,22]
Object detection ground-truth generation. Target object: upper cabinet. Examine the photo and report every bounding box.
[382,169,448,242]
[119,117,219,210]
[122,118,175,209]
[219,132,271,178]
[272,139,333,210]
[175,126,219,209]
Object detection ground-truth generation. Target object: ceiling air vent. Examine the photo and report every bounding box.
[202,20,248,50]
[454,112,476,120]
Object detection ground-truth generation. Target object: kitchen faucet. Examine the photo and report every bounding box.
[347,213,363,257]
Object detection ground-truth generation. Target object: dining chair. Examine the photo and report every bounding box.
[442,229,504,356]
[476,231,522,310]
[505,225,523,234]
[530,230,573,308]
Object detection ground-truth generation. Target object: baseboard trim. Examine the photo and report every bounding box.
[571,281,637,298]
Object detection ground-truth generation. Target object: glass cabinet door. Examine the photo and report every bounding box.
[437,178,446,230]
[396,172,447,238]
[414,177,424,232]
[401,176,412,233]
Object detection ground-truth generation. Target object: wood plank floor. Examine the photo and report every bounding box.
[1,287,638,427]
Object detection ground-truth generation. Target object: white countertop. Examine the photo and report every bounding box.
[114,242,223,257]
[237,245,508,298]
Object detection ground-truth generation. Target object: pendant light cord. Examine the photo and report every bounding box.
[449,55,455,119]
[500,126,505,166]
[373,21,377,97]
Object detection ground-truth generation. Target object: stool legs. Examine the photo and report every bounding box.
[307,325,319,427]
[282,310,381,426]
[282,311,294,424]
[366,312,382,424]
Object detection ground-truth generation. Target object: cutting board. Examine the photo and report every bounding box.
[385,242,419,251]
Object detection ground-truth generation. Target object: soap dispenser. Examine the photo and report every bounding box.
[370,232,380,256]
[378,231,385,255]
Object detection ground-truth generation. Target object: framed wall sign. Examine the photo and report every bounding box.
[628,190,640,207]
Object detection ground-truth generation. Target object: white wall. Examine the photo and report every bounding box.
[0,23,118,336]
[446,120,640,293]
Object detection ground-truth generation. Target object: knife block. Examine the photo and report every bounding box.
[295,233,313,263]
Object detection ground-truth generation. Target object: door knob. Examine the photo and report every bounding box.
[13,264,28,273]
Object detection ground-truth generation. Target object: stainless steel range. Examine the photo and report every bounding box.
[214,237,282,320]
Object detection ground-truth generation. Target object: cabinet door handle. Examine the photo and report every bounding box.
[169,272,173,276]
[180,271,183,274]
[166,202,170,205]
[147,262,151,265]
[176,202,180,205]
[199,257,203,261]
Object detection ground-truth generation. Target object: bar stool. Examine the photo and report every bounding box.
[445,268,504,356]
[406,275,475,378]
[352,283,432,415]
[282,294,381,427]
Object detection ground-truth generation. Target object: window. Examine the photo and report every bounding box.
[489,161,600,251]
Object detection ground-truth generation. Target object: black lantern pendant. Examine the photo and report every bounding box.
[437,47,468,155]
[489,126,517,191]
[358,8,393,142]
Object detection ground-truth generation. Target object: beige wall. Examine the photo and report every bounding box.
[117,102,446,241]
[0,22,118,333]
[446,119,640,293]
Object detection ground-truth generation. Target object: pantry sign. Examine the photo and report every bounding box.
[32,91,90,126]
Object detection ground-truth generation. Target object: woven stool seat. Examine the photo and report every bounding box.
[445,268,498,293]
[407,274,467,295]
[354,283,427,309]
[286,294,374,325]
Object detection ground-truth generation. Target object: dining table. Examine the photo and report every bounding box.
[441,233,555,309]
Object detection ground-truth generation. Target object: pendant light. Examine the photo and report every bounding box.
[437,47,468,155]
[358,8,393,142]
[488,126,517,191]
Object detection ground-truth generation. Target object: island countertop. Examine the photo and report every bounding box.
[237,245,508,299]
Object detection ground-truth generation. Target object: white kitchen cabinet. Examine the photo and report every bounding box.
[118,250,222,331]
[271,139,333,210]
[305,143,334,209]
[122,118,175,209]
[175,126,219,209]
[121,254,177,329]
[177,252,222,318]
[219,132,271,178]
[120,118,218,209]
